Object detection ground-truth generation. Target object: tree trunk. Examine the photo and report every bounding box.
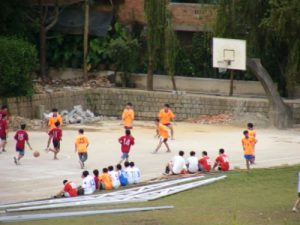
[39,27,47,80]
[171,74,177,91]
[83,0,89,82]
[229,70,234,96]
[247,58,293,129]
[147,59,154,91]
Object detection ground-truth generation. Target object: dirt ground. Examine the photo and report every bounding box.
[1,120,300,204]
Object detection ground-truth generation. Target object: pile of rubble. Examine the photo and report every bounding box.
[44,105,102,124]
[186,114,233,124]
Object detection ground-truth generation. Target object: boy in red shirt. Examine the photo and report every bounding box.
[54,180,78,198]
[213,148,230,171]
[46,121,62,160]
[13,124,32,165]
[118,129,135,164]
[198,151,212,172]
[0,113,9,153]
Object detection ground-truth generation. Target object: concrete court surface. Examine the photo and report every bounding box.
[0,120,300,204]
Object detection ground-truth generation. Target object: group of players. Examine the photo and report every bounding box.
[0,103,258,172]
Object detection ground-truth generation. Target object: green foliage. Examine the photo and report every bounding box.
[144,0,167,75]
[175,48,194,76]
[47,33,83,68]
[108,36,140,87]
[0,37,38,97]
[87,37,110,69]
[192,32,214,77]
[0,0,38,40]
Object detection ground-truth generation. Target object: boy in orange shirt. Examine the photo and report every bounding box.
[75,129,90,169]
[247,123,257,164]
[242,130,257,171]
[153,118,171,153]
[122,103,135,130]
[99,168,113,190]
[48,108,63,130]
[158,104,175,139]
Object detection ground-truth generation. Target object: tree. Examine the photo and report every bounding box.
[144,0,167,91]
[261,0,300,97]
[164,9,179,91]
[30,0,64,80]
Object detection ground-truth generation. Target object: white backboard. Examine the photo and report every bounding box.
[213,37,246,71]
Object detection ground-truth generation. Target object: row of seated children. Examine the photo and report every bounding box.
[54,161,140,198]
[165,149,230,175]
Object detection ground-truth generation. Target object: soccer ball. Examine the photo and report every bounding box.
[33,151,40,158]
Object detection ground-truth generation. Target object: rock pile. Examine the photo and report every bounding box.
[44,105,102,124]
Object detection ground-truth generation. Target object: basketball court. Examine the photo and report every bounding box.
[1,120,300,204]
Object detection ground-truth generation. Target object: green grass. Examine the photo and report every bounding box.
[4,166,300,225]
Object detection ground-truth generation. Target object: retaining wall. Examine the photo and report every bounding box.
[2,88,300,123]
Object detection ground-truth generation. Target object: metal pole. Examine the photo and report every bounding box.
[0,206,174,223]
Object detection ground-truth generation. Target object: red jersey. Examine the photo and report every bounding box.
[94,176,99,190]
[215,154,229,171]
[14,130,29,149]
[199,156,212,171]
[118,135,135,153]
[63,181,78,197]
[0,119,8,137]
[48,127,62,141]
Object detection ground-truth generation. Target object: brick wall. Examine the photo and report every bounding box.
[3,88,300,124]
[117,1,218,31]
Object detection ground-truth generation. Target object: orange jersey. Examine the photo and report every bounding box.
[159,109,175,125]
[99,173,113,190]
[48,114,63,129]
[159,123,169,139]
[122,109,135,128]
[248,130,257,142]
[75,134,90,153]
[242,137,256,155]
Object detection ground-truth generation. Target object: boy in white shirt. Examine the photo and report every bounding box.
[81,170,96,195]
[108,165,121,189]
[186,151,199,173]
[124,161,134,184]
[130,161,141,184]
[165,151,186,175]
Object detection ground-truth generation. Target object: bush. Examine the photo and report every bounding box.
[0,37,38,97]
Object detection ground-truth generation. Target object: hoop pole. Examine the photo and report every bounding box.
[229,70,234,96]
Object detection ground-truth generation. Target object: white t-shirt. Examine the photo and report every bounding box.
[109,170,121,189]
[186,156,199,173]
[131,166,141,184]
[124,167,134,184]
[82,175,96,195]
[171,155,186,174]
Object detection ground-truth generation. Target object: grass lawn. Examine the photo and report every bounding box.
[3,165,300,225]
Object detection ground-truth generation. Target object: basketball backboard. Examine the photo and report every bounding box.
[213,37,246,71]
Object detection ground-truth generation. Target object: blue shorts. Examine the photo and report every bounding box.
[16,148,25,155]
[244,154,255,159]
[121,152,129,159]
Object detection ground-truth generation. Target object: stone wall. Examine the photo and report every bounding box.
[3,88,300,124]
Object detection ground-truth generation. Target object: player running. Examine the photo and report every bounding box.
[153,118,171,153]
[13,124,32,165]
[75,129,90,169]
[118,129,135,164]
[46,121,62,160]
[158,104,176,140]
[213,148,230,172]
[122,103,135,130]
